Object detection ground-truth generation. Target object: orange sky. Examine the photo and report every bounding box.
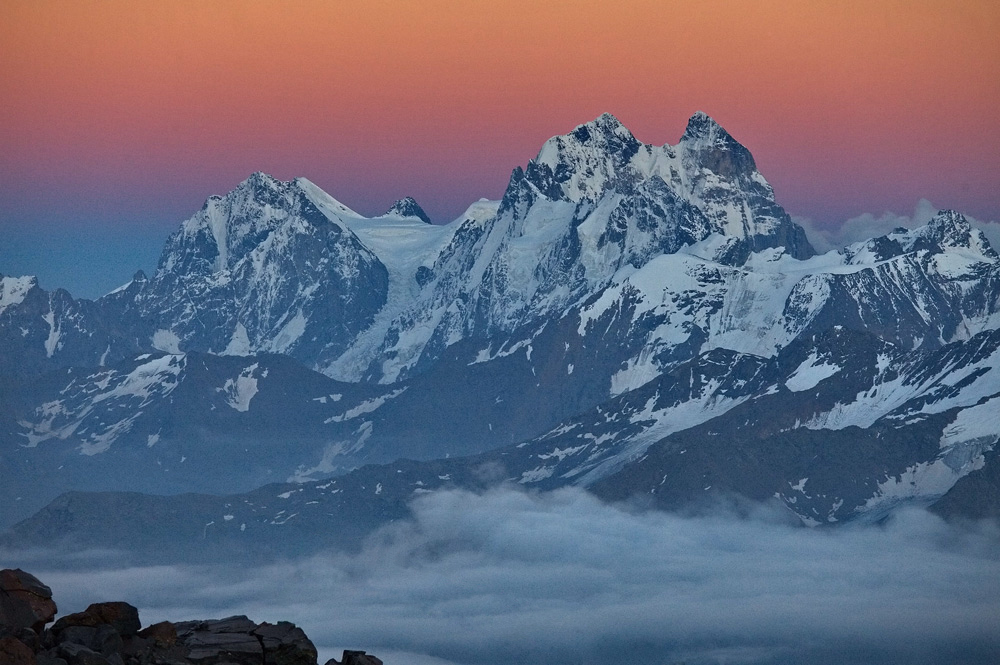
[1,0,999,293]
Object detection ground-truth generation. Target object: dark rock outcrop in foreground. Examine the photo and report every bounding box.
[0,569,381,665]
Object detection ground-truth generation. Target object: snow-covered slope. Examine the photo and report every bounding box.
[341,112,814,382]
[7,327,998,557]
[0,113,832,387]
[130,173,391,369]
[0,274,142,378]
[0,351,404,526]
[2,112,1000,538]
[9,113,995,392]
[517,324,1000,522]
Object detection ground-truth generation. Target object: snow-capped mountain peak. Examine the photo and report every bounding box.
[920,210,997,259]
[679,111,757,180]
[384,196,432,224]
[160,173,364,277]
[131,172,390,368]
[240,171,286,204]
[568,112,638,146]
[538,112,638,160]
[844,210,999,265]
[293,176,363,220]
[0,274,38,314]
[681,111,730,144]
[4,113,1000,541]
[527,112,642,203]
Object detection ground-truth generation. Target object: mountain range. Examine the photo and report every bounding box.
[2,111,998,557]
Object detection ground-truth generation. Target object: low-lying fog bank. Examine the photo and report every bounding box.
[6,487,999,665]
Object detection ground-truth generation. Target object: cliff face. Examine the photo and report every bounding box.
[4,113,1000,542]
[0,568,381,665]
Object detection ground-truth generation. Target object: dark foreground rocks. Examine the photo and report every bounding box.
[0,569,381,665]
[0,569,57,634]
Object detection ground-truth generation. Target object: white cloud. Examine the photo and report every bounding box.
[10,487,1000,665]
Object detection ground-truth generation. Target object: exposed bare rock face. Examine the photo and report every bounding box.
[334,651,383,665]
[0,569,57,634]
[0,569,379,665]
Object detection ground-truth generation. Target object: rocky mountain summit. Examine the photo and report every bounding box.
[0,111,818,383]
[383,197,431,224]
[2,112,999,548]
[0,569,381,665]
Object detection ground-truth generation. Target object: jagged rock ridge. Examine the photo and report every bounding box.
[1,112,999,538]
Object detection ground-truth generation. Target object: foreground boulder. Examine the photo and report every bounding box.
[0,635,36,665]
[0,569,380,665]
[253,621,318,665]
[52,602,142,638]
[0,569,57,634]
[175,616,264,664]
[334,651,383,665]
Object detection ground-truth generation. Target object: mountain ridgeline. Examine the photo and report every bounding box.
[2,112,999,554]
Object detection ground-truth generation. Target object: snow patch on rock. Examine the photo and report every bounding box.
[0,276,35,314]
[222,323,252,356]
[220,363,261,412]
[785,353,841,392]
[152,329,182,354]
